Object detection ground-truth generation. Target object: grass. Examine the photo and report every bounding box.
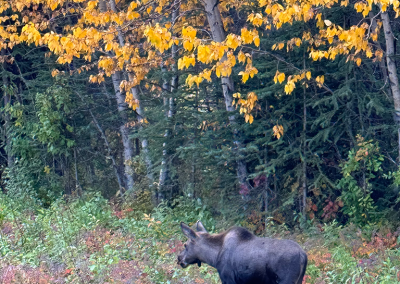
[0,192,399,283]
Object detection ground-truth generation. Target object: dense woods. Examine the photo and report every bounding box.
[1,0,400,282]
[2,0,400,225]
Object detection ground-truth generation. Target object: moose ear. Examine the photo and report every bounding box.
[180,222,197,239]
[196,221,208,233]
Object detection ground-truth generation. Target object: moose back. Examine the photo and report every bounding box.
[177,221,307,284]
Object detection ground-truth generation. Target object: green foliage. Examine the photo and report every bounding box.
[33,86,75,154]
[326,246,363,283]
[338,135,384,225]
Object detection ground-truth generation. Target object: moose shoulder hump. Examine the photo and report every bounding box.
[205,226,255,247]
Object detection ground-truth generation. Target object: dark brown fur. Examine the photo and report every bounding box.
[178,221,307,284]
[204,227,253,246]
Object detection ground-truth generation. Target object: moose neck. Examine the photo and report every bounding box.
[197,233,224,268]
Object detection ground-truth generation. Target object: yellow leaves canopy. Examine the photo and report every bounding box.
[3,0,400,128]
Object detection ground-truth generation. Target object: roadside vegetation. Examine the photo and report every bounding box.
[0,192,399,284]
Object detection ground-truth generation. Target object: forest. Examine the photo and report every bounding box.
[0,0,400,282]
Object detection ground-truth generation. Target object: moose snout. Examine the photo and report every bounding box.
[177,255,188,268]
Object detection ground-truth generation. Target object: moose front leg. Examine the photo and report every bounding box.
[218,270,237,284]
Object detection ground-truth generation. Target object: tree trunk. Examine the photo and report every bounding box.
[74,147,83,196]
[158,1,179,203]
[107,0,155,193]
[75,90,125,194]
[1,49,13,169]
[203,0,249,195]
[111,70,135,191]
[369,12,389,91]
[158,65,169,202]
[129,84,155,192]
[302,86,307,222]
[381,11,400,161]
[98,0,135,192]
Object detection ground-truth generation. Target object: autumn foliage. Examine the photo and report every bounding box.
[1,0,399,129]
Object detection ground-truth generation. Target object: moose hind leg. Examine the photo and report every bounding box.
[275,266,302,284]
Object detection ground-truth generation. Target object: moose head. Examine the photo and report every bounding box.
[177,221,208,268]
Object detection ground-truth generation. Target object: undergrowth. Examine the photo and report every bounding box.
[0,191,399,283]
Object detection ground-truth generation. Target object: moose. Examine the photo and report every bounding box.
[177,221,307,284]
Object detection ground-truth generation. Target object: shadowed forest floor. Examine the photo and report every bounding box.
[0,193,399,284]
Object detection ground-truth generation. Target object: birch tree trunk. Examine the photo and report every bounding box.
[369,12,389,88]
[129,84,155,191]
[108,0,156,193]
[158,65,169,202]
[203,0,249,193]
[97,0,135,192]
[381,11,400,160]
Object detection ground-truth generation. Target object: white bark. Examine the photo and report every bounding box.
[98,0,135,191]
[381,11,400,160]
[107,0,155,191]
[369,12,389,85]
[111,70,135,190]
[203,0,249,191]
[129,84,155,190]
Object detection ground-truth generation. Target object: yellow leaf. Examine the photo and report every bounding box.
[155,6,162,13]
[254,36,260,47]
[87,1,97,10]
[356,58,362,66]
[129,2,138,10]
[195,76,203,87]
[278,72,285,84]
[284,80,295,94]
[105,43,112,51]
[44,166,50,174]
[183,40,193,51]
[239,71,249,83]
[147,7,152,13]
[238,51,246,64]
[341,0,349,6]
[306,71,311,80]
[51,69,60,77]
[249,114,254,124]
[226,34,240,49]
[273,125,284,139]
[241,28,253,44]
